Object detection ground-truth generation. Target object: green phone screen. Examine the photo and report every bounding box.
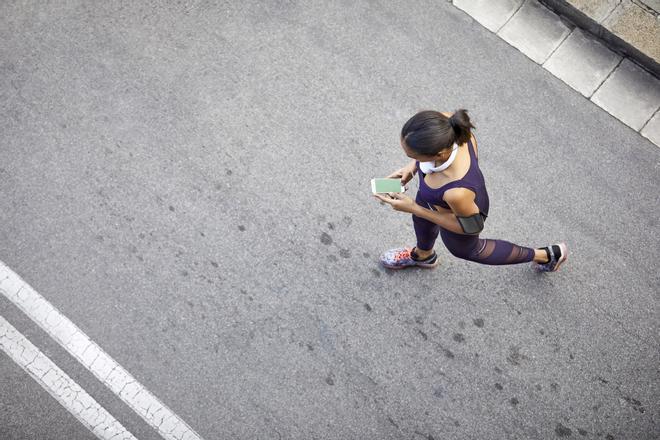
[371,178,404,194]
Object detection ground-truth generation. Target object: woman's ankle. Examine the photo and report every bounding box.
[413,246,434,259]
[533,248,550,263]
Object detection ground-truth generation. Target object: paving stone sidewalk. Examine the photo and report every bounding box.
[453,0,660,147]
[540,0,659,75]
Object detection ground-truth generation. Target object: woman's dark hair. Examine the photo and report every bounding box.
[401,109,475,156]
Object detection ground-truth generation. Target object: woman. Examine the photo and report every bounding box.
[374,110,568,272]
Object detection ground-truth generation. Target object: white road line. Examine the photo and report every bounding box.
[0,315,138,440]
[0,261,205,440]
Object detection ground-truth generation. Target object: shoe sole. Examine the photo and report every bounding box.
[552,242,568,272]
[381,259,440,270]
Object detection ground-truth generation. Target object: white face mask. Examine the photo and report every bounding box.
[419,143,459,174]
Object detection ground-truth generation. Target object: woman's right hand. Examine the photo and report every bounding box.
[387,162,416,186]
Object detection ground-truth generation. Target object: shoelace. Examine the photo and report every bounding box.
[393,249,412,262]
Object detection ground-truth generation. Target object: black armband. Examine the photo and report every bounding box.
[457,213,485,235]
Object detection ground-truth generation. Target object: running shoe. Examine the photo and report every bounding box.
[532,243,568,272]
[379,247,439,269]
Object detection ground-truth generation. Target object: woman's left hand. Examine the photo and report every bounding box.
[373,192,417,213]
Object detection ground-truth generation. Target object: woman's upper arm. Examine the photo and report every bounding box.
[444,188,480,217]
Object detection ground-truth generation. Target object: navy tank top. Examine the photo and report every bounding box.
[416,139,490,217]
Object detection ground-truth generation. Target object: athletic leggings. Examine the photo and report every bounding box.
[412,213,535,265]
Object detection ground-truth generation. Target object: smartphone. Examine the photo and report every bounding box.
[371,178,406,194]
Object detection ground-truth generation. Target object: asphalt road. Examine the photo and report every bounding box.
[1,1,658,439]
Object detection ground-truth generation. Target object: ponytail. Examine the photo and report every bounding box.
[448,109,475,145]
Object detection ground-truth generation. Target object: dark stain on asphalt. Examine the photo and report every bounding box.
[169,205,175,211]
[415,316,424,324]
[387,416,399,429]
[327,222,335,230]
[226,169,232,175]
[327,255,338,262]
[325,373,334,386]
[452,333,465,343]
[473,318,484,328]
[507,346,527,366]
[437,344,454,359]
[363,252,370,258]
[539,329,545,335]
[536,384,542,391]
[623,396,645,413]
[605,435,614,440]
[509,397,519,406]
[495,383,503,390]
[555,423,572,437]
[417,329,428,341]
[200,231,205,236]
[371,268,381,277]
[414,430,435,440]
[320,232,333,245]
[342,216,352,226]
[596,376,609,384]
[306,343,314,351]
[138,232,145,239]
[577,429,587,436]
[238,225,246,231]
[339,248,350,258]
[550,383,559,392]
[364,303,372,312]
[181,270,189,277]
[211,261,219,267]
[494,366,503,374]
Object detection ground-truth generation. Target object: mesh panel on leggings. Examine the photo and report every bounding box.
[474,239,496,259]
[472,238,535,265]
[504,244,532,264]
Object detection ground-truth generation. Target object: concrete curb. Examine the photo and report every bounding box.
[452,0,660,148]
[538,0,660,78]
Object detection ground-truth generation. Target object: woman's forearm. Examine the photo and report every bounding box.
[411,204,466,235]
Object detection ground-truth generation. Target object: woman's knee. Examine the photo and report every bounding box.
[446,245,477,261]
[441,232,480,261]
